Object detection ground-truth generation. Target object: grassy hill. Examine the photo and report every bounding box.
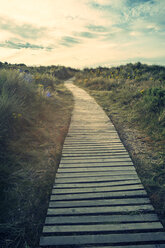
[0,61,165,247]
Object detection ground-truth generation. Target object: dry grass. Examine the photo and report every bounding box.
[0,84,73,248]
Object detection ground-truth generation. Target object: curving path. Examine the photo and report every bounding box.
[40,79,165,247]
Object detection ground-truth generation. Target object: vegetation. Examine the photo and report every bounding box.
[1,60,165,247]
[0,64,74,247]
[75,62,165,225]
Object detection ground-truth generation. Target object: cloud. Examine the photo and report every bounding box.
[60,36,82,47]
[0,16,46,39]
[126,0,155,8]
[75,31,98,39]
[86,24,108,32]
[0,40,52,50]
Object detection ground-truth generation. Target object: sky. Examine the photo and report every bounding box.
[0,0,165,68]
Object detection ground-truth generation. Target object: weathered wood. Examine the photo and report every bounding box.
[47,204,154,215]
[55,175,140,183]
[65,138,120,141]
[45,214,159,224]
[62,148,126,153]
[51,190,147,201]
[65,133,119,138]
[62,149,127,154]
[49,197,150,208]
[60,161,134,167]
[62,153,130,158]
[53,179,141,188]
[43,222,162,234]
[60,158,132,163]
[63,144,125,148]
[47,205,154,216]
[56,171,137,178]
[40,232,165,246]
[62,151,129,156]
[64,141,123,145]
[58,166,136,173]
[52,184,144,194]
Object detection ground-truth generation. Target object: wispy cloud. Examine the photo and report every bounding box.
[0,40,52,50]
[0,16,46,39]
[126,0,155,8]
[86,24,108,32]
[60,36,82,47]
[75,31,98,39]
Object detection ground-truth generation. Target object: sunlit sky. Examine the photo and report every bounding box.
[0,0,165,68]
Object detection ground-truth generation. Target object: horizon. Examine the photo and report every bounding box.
[0,0,165,69]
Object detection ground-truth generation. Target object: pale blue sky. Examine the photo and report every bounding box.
[0,0,164,68]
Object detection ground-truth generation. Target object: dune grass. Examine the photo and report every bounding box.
[75,63,165,225]
[0,69,73,247]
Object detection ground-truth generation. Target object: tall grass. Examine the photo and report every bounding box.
[0,68,73,247]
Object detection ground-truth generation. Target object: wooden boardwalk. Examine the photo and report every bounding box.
[40,79,165,247]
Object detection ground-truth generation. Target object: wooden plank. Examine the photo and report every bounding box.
[62,153,129,158]
[63,146,125,150]
[60,161,134,167]
[65,134,119,137]
[49,197,150,208]
[62,149,127,154]
[67,137,123,140]
[62,148,126,152]
[68,129,117,132]
[65,137,122,141]
[56,171,137,178]
[61,155,129,160]
[64,141,122,145]
[60,157,132,162]
[68,124,115,127]
[59,165,134,170]
[65,137,120,142]
[58,166,136,173]
[40,232,165,246]
[65,140,125,143]
[65,133,119,137]
[45,214,159,224]
[62,150,128,154]
[47,205,154,216]
[63,144,125,148]
[53,179,141,188]
[43,222,162,234]
[67,132,119,136]
[52,184,144,194]
[50,190,147,201]
[55,175,140,183]
[60,161,133,167]
[68,129,117,133]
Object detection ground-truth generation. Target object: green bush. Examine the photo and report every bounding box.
[143,87,165,113]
